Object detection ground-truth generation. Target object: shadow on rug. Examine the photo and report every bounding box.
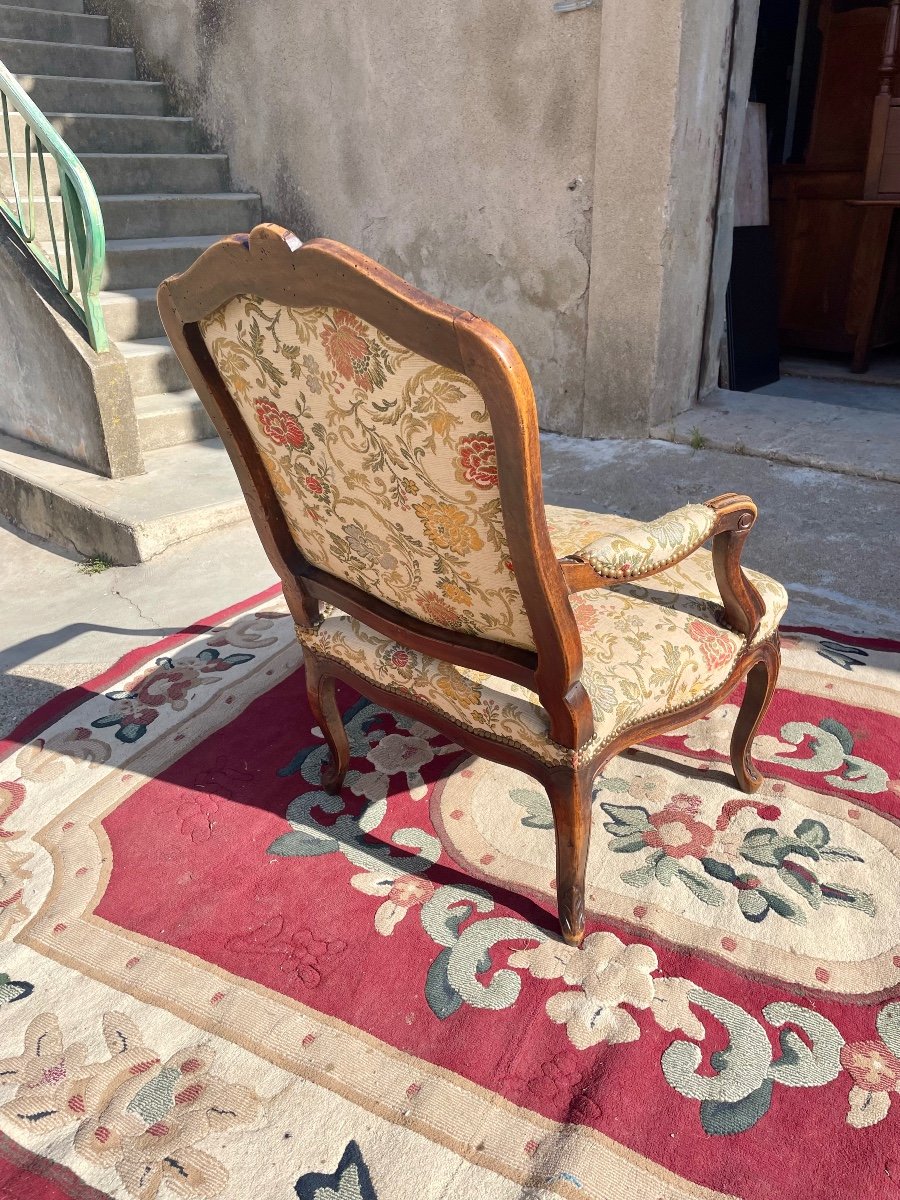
[0,587,898,1200]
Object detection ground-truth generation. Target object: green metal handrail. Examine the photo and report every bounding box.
[0,58,108,351]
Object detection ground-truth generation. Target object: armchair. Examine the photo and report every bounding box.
[158,225,787,947]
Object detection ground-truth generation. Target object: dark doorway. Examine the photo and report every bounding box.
[727,0,900,406]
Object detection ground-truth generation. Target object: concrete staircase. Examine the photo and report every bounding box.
[0,0,260,560]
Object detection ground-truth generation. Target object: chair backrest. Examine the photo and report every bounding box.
[199,294,533,649]
[157,225,592,749]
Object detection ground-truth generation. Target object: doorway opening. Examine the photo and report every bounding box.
[726,0,900,414]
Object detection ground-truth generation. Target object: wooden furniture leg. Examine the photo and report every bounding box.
[848,204,895,373]
[303,649,350,794]
[545,765,595,946]
[730,639,781,794]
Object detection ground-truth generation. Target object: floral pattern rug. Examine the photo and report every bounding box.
[0,586,898,1200]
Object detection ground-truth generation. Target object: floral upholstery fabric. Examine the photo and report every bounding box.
[572,503,717,580]
[199,296,534,648]
[295,505,788,765]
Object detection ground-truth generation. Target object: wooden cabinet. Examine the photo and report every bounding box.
[770,0,900,367]
[771,167,867,354]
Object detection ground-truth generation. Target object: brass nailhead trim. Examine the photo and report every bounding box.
[576,637,751,765]
[295,625,776,771]
[294,638,570,765]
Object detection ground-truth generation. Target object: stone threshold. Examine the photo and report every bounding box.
[652,388,900,484]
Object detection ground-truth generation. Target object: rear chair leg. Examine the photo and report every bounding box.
[545,766,595,946]
[303,650,349,794]
[731,640,780,793]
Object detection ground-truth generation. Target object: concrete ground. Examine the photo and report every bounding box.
[3,431,898,738]
[1,516,278,739]
[658,387,900,483]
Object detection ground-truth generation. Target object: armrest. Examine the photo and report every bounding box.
[569,503,717,581]
[560,494,765,640]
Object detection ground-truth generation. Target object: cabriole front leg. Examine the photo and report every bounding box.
[730,638,781,793]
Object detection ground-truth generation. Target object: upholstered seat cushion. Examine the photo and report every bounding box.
[295,505,788,765]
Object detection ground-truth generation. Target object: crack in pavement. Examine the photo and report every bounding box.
[108,586,164,630]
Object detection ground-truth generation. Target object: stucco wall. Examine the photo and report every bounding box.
[87,0,602,436]
[83,0,741,439]
[0,230,140,477]
[585,0,736,437]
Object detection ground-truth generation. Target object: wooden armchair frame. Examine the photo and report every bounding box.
[158,224,780,946]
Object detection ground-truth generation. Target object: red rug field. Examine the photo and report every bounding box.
[0,586,898,1199]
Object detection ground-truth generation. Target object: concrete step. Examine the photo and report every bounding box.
[7,111,197,154]
[88,153,229,194]
[31,192,260,241]
[100,191,259,239]
[2,152,230,195]
[0,4,107,44]
[101,234,220,289]
[654,389,900,484]
[118,336,189,397]
[0,431,248,564]
[0,36,134,78]
[15,73,168,115]
[135,389,217,451]
[99,288,162,340]
[2,0,83,11]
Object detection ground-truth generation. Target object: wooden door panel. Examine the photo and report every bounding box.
[807,6,887,169]
[770,168,865,349]
[877,103,900,192]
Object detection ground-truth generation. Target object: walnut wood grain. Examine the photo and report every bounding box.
[731,638,781,792]
[545,765,594,946]
[303,633,782,944]
[303,649,350,794]
[707,495,766,641]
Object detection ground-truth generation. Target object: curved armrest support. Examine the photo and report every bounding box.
[560,494,766,641]
[706,494,765,641]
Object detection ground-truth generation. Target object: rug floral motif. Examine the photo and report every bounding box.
[0,588,899,1199]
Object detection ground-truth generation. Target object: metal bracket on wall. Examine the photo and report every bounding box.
[553,0,594,11]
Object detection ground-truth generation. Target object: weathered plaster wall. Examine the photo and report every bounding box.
[83,0,741,439]
[584,0,736,437]
[0,231,140,477]
[87,0,602,435]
